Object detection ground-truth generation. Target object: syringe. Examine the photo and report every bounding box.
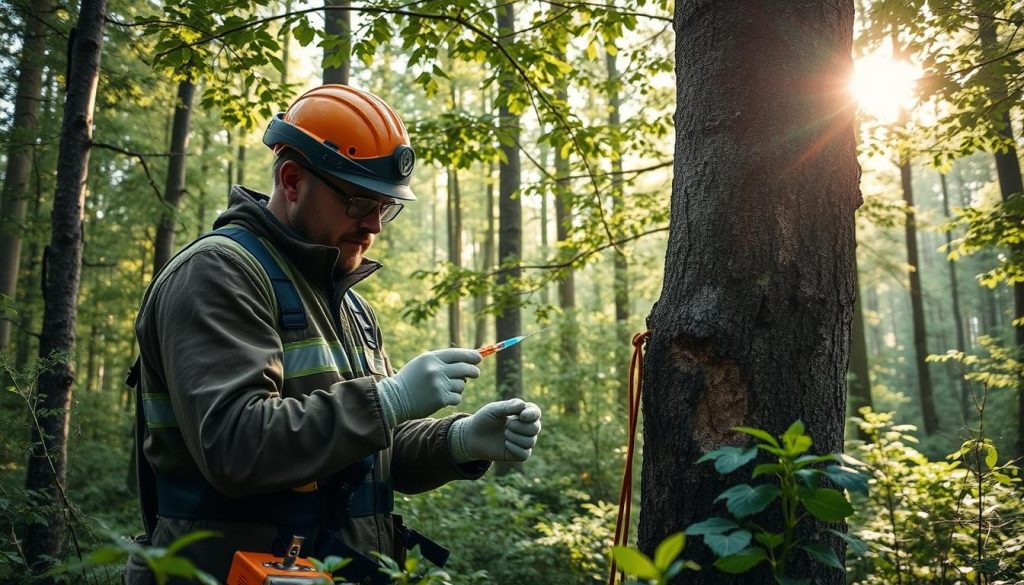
[478,327,550,357]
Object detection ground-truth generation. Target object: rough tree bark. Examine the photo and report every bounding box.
[0,0,52,351]
[22,0,107,574]
[638,2,858,583]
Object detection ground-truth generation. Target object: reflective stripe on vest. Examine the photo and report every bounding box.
[282,338,357,380]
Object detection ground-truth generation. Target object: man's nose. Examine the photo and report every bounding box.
[359,210,383,234]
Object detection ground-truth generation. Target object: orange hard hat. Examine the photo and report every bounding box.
[263,85,417,201]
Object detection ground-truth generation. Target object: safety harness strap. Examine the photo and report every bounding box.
[215,226,308,330]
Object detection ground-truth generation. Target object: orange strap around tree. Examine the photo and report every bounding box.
[608,330,651,585]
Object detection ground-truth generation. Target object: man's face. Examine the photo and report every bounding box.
[287,165,396,274]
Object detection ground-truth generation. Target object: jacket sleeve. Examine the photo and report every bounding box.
[389,415,490,494]
[141,246,391,497]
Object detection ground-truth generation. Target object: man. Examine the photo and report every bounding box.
[123,85,542,584]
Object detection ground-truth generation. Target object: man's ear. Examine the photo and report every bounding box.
[278,159,305,202]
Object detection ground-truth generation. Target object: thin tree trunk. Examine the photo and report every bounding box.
[0,0,51,351]
[153,78,196,272]
[977,7,1024,455]
[495,0,522,476]
[323,0,351,84]
[940,172,971,418]
[639,3,857,583]
[474,158,496,348]
[608,48,629,344]
[899,158,939,434]
[23,0,107,575]
[848,258,873,432]
[551,21,578,414]
[447,165,462,347]
[282,0,292,85]
[197,127,210,237]
[226,129,234,205]
[892,28,939,435]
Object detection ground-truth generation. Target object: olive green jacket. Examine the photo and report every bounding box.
[130,187,487,582]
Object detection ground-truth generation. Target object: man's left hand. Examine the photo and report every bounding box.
[448,399,542,463]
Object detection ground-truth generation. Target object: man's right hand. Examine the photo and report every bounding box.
[375,348,482,427]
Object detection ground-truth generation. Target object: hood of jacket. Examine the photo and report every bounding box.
[214,186,382,293]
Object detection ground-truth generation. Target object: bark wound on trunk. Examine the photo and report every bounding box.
[673,337,748,450]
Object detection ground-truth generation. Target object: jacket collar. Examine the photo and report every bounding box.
[213,186,382,292]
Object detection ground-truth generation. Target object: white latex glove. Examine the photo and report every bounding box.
[448,399,542,463]
[376,348,482,427]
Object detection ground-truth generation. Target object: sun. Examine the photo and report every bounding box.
[850,48,921,122]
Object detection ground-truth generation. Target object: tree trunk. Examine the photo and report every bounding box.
[447,165,462,347]
[282,0,292,85]
[474,159,496,348]
[0,0,51,351]
[23,0,107,574]
[197,127,211,237]
[607,48,629,345]
[226,129,234,205]
[899,159,939,434]
[153,79,196,272]
[639,3,857,583]
[848,259,873,437]
[552,29,578,414]
[323,0,351,84]
[940,172,971,418]
[495,0,522,476]
[977,8,1024,455]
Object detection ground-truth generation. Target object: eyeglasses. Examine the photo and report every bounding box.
[301,164,404,224]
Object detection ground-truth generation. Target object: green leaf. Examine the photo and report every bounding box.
[754,531,784,550]
[87,546,128,565]
[698,447,757,474]
[753,463,784,477]
[795,468,820,489]
[793,454,836,467]
[685,517,739,536]
[823,465,869,495]
[654,532,685,571]
[803,544,843,569]
[733,426,780,447]
[611,546,659,580]
[165,530,219,555]
[800,488,854,522]
[713,549,767,573]
[827,529,868,556]
[704,531,751,557]
[715,484,781,518]
[783,420,805,446]
[985,444,998,468]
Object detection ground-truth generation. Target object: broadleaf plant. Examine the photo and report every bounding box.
[685,421,868,582]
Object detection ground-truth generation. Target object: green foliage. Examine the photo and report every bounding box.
[943,192,1024,288]
[610,532,699,585]
[49,530,220,585]
[847,409,1024,584]
[929,335,1023,390]
[686,422,866,582]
